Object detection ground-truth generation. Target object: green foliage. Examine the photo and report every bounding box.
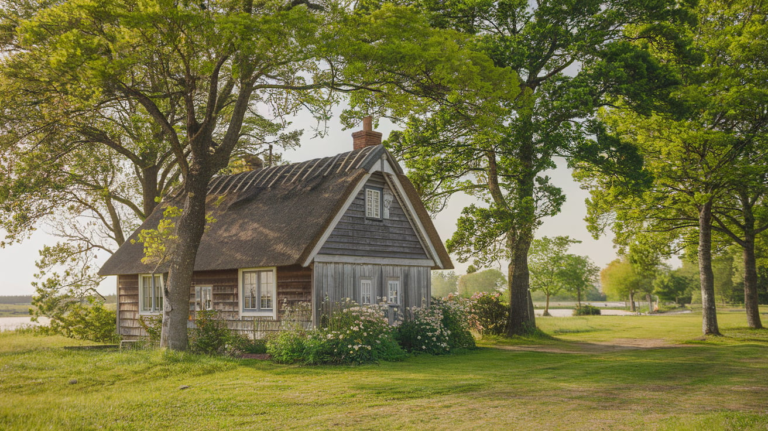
[576,0,768,333]
[573,305,602,316]
[600,256,655,302]
[133,206,182,269]
[528,236,598,312]
[385,0,692,335]
[464,292,508,336]
[138,315,162,345]
[457,269,506,298]
[431,271,459,298]
[35,297,117,343]
[560,254,600,304]
[266,330,310,364]
[227,335,268,355]
[268,305,405,365]
[189,310,231,356]
[654,272,695,305]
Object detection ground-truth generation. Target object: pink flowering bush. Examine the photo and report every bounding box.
[454,292,508,336]
[397,298,476,354]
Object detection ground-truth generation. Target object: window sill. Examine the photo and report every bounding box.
[241,310,275,318]
[139,310,162,316]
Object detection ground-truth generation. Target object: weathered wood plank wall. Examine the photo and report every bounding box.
[318,173,429,260]
[117,265,312,340]
[314,262,431,324]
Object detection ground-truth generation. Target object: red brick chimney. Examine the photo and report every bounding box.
[352,116,382,150]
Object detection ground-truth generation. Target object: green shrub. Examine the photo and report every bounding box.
[228,333,268,354]
[189,310,231,355]
[267,330,308,363]
[573,305,601,316]
[36,298,118,343]
[466,292,508,336]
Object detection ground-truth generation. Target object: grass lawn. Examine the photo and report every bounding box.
[1,311,767,430]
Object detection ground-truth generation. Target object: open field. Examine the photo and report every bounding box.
[0,304,30,318]
[1,310,767,430]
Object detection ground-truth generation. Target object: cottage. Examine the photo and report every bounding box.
[99,118,453,339]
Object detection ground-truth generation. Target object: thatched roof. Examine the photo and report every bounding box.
[99,145,452,276]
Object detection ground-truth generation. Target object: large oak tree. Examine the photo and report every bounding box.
[382,0,690,335]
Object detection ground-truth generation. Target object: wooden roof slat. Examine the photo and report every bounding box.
[231,170,259,193]
[323,154,342,177]
[268,165,289,188]
[300,158,323,181]
[336,151,354,174]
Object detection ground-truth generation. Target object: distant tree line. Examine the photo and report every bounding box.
[0,295,118,305]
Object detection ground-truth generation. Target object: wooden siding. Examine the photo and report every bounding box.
[117,274,141,338]
[318,173,429,260]
[117,265,312,340]
[313,262,431,325]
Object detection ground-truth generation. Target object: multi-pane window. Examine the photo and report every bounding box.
[365,188,381,219]
[388,279,401,305]
[196,286,213,311]
[360,279,373,305]
[140,274,163,313]
[242,269,274,313]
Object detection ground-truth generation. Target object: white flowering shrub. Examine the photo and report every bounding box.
[396,305,452,355]
[267,300,405,365]
[316,305,404,364]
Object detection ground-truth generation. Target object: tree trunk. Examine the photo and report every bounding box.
[647,293,653,314]
[506,228,536,335]
[698,201,721,335]
[544,293,551,316]
[141,164,160,219]
[577,289,582,308]
[504,123,537,336]
[160,164,212,350]
[527,290,535,323]
[629,291,636,312]
[743,236,763,329]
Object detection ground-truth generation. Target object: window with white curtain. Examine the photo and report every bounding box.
[240,268,275,316]
[139,274,163,314]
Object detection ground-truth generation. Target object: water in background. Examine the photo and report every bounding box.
[0,316,49,331]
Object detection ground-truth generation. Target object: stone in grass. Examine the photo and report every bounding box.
[179,385,190,390]
[69,379,77,385]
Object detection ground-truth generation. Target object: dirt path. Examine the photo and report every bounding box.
[493,338,691,355]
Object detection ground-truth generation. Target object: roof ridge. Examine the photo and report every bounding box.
[206,146,381,195]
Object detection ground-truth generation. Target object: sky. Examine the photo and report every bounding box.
[0,109,638,296]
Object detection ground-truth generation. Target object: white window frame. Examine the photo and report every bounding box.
[365,187,382,219]
[195,285,213,311]
[387,278,401,305]
[238,267,277,318]
[360,278,373,305]
[139,274,164,315]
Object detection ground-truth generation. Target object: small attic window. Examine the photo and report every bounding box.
[365,187,382,219]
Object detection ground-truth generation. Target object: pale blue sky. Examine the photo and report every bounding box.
[0,109,637,296]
